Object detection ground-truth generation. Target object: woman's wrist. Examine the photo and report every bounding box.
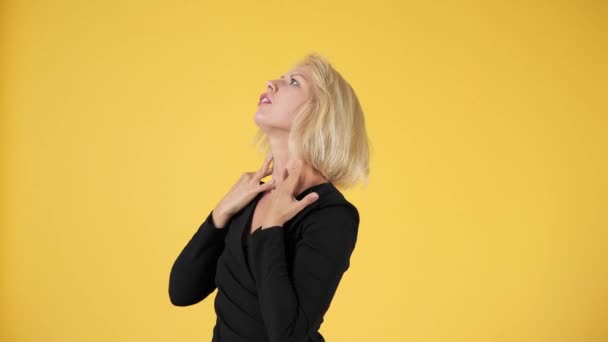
[211,207,231,229]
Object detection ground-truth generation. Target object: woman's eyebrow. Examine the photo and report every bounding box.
[280,73,306,82]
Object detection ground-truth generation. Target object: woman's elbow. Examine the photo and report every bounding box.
[168,284,212,306]
[168,272,215,306]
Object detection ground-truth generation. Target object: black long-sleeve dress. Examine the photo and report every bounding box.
[169,181,360,342]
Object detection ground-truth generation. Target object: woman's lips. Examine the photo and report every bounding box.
[258,93,272,105]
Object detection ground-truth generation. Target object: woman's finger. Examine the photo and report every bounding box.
[285,160,303,192]
[262,165,273,178]
[282,165,289,181]
[259,179,276,192]
[291,192,319,216]
[257,154,273,178]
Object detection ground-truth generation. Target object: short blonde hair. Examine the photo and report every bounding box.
[252,52,371,190]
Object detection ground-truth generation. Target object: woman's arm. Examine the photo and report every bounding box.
[247,204,360,342]
[168,210,230,306]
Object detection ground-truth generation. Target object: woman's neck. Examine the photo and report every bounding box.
[265,136,328,196]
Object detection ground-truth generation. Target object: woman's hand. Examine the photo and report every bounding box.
[212,154,276,228]
[259,159,320,229]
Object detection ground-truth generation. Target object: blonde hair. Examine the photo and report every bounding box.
[252,52,371,190]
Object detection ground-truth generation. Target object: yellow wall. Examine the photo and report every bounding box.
[1,1,606,341]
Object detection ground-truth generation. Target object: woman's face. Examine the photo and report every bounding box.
[254,65,314,131]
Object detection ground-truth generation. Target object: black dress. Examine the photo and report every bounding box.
[169,181,360,342]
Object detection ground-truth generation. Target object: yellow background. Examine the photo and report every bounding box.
[1,1,606,341]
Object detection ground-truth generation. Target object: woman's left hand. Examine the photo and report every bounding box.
[260,159,320,229]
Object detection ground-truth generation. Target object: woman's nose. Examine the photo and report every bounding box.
[266,80,276,92]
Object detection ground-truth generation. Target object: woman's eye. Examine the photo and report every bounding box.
[289,78,299,86]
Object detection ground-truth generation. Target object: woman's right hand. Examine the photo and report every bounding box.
[212,154,276,228]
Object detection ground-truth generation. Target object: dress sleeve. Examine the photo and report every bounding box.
[169,210,229,306]
[247,204,359,342]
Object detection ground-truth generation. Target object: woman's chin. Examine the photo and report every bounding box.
[253,111,268,125]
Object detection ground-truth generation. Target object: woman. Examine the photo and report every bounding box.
[169,53,371,342]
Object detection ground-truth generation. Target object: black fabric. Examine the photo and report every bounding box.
[169,181,360,342]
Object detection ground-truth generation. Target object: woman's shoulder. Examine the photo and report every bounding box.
[259,180,360,228]
[315,184,358,217]
[298,182,360,230]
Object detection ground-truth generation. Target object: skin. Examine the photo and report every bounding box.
[211,65,328,231]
